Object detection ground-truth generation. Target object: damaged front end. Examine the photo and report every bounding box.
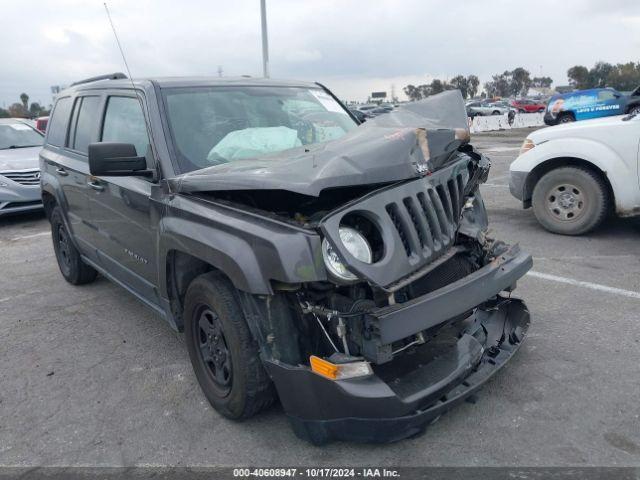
[174,90,532,444]
[234,148,531,444]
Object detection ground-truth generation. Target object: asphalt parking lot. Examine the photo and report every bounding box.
[1,127,639,467]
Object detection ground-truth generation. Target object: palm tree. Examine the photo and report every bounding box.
[20,93,29,110]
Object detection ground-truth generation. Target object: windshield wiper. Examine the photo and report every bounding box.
[4,145,42,149]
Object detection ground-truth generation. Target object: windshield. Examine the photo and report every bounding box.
[0,122,44,150]
[163,86,358,173]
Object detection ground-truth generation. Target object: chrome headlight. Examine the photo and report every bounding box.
[322,226,373,282]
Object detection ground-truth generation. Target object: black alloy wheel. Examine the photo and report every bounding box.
[194,305,233,395]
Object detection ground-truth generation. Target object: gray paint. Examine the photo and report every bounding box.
[41,81,479,315]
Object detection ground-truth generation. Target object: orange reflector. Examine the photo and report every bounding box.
[310,355,338,380]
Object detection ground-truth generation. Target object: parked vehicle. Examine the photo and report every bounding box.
[466,101,509,117]
[35,116,49,133]
[368,106,393,116]
[510,112,640,235]
[0,118,44,216]
[510,99,546,113]
[354,104,377,113]
[544,87,640,125]
[42,74,531,444]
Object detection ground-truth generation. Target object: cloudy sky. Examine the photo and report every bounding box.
[1,0,639,107]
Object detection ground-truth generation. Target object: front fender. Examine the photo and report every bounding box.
[510,137,639,214]
[158,195,326,296]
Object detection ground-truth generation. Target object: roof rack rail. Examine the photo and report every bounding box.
[70,72,127,87]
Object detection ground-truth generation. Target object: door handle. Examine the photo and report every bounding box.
[88,180,105,192]
[55,167,69,177]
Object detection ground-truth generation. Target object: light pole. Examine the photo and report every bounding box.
[260,0,269,78]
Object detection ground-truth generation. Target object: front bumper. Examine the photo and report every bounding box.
[509,170,528,202]
[266,297,530,444]
[265,246,532,444]
[0,181,42,216]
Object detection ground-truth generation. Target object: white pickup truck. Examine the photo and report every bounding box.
[509,113,640,235]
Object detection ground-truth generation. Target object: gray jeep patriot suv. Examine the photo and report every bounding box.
[41,73,532,444]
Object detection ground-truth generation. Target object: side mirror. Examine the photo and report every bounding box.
[88,142,151,177]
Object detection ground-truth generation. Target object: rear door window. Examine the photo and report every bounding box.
[101,96,150,156]
[46,97,72,147]
[598,90,616,101]
[69,96,101,154]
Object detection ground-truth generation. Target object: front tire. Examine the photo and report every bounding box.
[50,206,97,285]
[184,272,275,420]
[627,105,640,116]
[532,167,609,235]
[558,112,575,123]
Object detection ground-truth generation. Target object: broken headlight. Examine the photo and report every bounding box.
[322,226,372,282]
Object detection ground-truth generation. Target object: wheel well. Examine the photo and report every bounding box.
[42,191,57,219]
[166,250,219,331]
[625,102,640,113]
[558,111,575,120]
[523,157,614,208]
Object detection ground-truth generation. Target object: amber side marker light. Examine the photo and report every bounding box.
[310,355,373,380]
[519,138,535,156]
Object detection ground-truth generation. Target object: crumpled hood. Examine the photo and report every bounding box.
[169,90,470,197]
[0,146,41,172]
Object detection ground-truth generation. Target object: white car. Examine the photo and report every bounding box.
[466,101,510,117]
[509,113,640,235]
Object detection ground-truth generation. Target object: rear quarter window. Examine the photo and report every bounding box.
[46,97,72,147]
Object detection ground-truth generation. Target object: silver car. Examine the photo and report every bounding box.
[0,118,44,216]
[466,101,512,117]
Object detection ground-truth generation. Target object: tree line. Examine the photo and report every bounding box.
[484,68,552,98]
[403,75,480,101]
[0,93,50,119]
[567,61,640,91]
[403,61,640,101]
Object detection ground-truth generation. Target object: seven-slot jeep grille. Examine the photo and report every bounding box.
[319,157,473,289]
[386,173,465,261]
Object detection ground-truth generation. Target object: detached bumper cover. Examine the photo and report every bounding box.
[265,247,532,444]
[266,297,530,444]
[370,244,531,344]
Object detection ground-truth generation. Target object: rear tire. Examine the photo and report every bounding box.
[558,112,575,123]
[184,272,275,420]
[532,166,609,235]
[50,206,97,285]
